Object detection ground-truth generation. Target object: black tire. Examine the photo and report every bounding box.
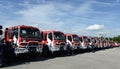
[3,43,16,64]
[42,45,52,57]
[91,45,95,53]
[66,44,73,56]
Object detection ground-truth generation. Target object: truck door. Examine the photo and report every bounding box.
[47,32,53,47]
[12,28,18,46]
[67,36,72,46]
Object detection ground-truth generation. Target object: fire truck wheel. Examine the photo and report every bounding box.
[66,45,73,56]
[42,45,52,57]
[87,45,93,52]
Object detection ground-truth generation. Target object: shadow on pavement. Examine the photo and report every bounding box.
[2,46,120,68]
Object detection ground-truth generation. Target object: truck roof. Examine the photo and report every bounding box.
[42,30,63,34]
[65,34,78,36]
[6,25,39,30]
[79,36,88,38]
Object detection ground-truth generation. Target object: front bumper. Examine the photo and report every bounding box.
[50,45,66,52]
[15,41,43,54]
[15,46,43,54]
[72,45,80,50]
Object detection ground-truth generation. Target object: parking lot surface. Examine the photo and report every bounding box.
[1,47,120,69]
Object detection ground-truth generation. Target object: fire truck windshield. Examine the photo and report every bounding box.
[73,35,79,42]
[54,32,65,40]
[84,37,90,42]
[92,38,96,43]
[20,28,41,38]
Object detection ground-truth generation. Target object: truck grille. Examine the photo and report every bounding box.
[28,42,39,46]
[28,47,36,52]
[60,43,65,45]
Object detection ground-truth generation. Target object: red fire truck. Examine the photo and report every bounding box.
[110,41,119,47]
[4,25,43,55]
[87,36,98,49]
[93,37,100,49]
[41,30,66,56]
[79,36,90,50]
[65,34,80,52]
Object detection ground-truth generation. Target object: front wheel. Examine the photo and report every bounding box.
[42,45,52,57]
[66,45,73,56]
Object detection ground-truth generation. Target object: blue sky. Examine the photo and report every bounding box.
[0,0,120,37]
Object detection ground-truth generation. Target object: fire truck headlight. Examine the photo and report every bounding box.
[23,39,26,42]
[56,41,59,44]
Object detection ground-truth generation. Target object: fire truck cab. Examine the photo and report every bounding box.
[41,30,66,55]
[93,37,100,49]
[110,41,118,47]
[4,25,43,55]
[106,39,111,48]
[87,36,98,49]
[79,36,90,49]
[65,34,80,50]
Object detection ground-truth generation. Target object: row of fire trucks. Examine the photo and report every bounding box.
[1,25,119,57]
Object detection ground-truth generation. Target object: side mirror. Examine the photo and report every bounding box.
[0,30,2,35]
[0,25,3,35]
[0,25,2,29]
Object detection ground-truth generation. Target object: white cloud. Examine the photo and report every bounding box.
[15,2,92,34]
[74,1,92,15]
[86,24,105,31]
[116,0,120,3]
[1,0,119,37]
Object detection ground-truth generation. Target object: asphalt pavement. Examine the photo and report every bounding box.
[1,47,120,69]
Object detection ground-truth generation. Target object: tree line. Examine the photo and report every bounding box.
[110,35,120,42]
